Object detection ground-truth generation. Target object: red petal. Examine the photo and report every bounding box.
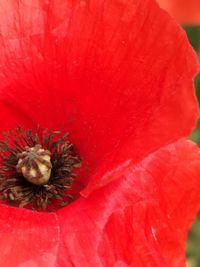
[0,0,198,187]
[0,205,59,267]
[56,140,200,266]
[0,141,200,267]
[157,0,200,24]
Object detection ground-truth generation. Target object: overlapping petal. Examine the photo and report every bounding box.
[56,140,200,266]
[157,0,200,24]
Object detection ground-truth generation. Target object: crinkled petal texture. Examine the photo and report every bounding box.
[0,0,198,188]
[1,140,200,267]
[157,0,200,24]
[0,1,199,267]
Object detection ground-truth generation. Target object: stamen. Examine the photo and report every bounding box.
[0,127,81,211]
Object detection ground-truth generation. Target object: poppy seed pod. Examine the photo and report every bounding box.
[16,145,52,185]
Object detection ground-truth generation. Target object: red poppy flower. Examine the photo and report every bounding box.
[157,0,200,24]
[0,0,199,266]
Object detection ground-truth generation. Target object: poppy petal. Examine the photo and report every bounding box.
[0,205,59,267]
[0,0,198,186]
[57,139,200,266]
[157,0,200,24]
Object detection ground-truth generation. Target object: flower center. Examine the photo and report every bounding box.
[0,127,81,211]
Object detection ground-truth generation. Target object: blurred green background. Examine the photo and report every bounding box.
[185,26,200,267]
